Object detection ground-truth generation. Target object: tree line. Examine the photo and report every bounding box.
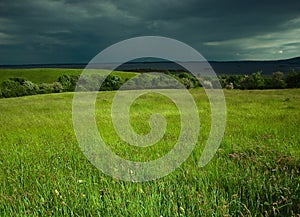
[218,70,300,90]
[0,70,299,98]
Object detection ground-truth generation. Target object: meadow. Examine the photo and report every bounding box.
[0,68,137,84]
[0,87,299,216]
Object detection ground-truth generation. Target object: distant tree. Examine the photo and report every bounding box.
[252,71,265,89]
[218,75,228,88]
[271,71,286,88]
[286,69,300,88]
[240,71,265,89]
[229,75,242,89]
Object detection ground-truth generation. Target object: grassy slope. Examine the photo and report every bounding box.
[0,68,138,84]
[0,89,299,216]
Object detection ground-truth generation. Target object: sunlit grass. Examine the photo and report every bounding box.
[0,88,299,216]
[0,68,138,84]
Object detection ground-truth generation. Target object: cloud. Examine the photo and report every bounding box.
[203,17,300,60]
[0,0,300,64]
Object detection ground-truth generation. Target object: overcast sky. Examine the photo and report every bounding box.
[0,0,300,64]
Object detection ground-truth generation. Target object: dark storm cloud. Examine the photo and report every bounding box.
[0,0,300,64]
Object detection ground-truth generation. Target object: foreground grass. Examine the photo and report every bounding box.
[0,89,299,216]
[0,68,138,84]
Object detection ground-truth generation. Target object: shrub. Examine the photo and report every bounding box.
[181,78,194,89]
[9,77,26,85]
[286,70,300,88]
[203,80,213,89]
[38,82,63,94]
[177,73,201,88]
[226,82,234,89]
[23,80,39,95]
[39,83,55,94]
[52,82,63,93]
[58,74,79,91]
[77,74,103,91]
[0,79,27,97]
[100,75,123,91]
[178,72,191,79]
[240,72,265,89]
[271,71,286,88]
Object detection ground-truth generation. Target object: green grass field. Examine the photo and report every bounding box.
[0,68,138,84]
[0,88,299,216]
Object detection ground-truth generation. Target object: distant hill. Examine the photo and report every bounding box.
[209,57,300,75]
[0,57,299,75]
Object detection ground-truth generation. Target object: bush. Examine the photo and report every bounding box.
[76,74,103,91]
[271,71,286,88]
[52,82,63,93]
[177,73,201,88]
[9,77,26,85]
[58,74,79,91]
[203,80,213,89]
[23,80,39,95]
[38,82,63,94]
[39,83,54,94]
[0,79,27,97]
[178,72,191,79]
[286,70,300,88]
[181,78,194,89]
[100,75,123,91]
[240,72,265,89]
[77,74,124,92]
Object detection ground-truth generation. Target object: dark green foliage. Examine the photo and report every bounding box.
[181,78,194,89]
[100,75,123,91]
[122,73,189,90]
[52,82,63,93]
[286,70,300,88]
[0,77,63,97]
[177,72,201,89]
[240,71,265,89]
[1,69,300,99]
[219,70,299,90]
[76,74,124,91]
[23,80,39,95]
[38,83,63,94]
[38,83,54,94]
[271,71,286,88]
[58,74,79,91]
[178,72,190,79]
[9,77,27,85]
[0,79,27,97]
